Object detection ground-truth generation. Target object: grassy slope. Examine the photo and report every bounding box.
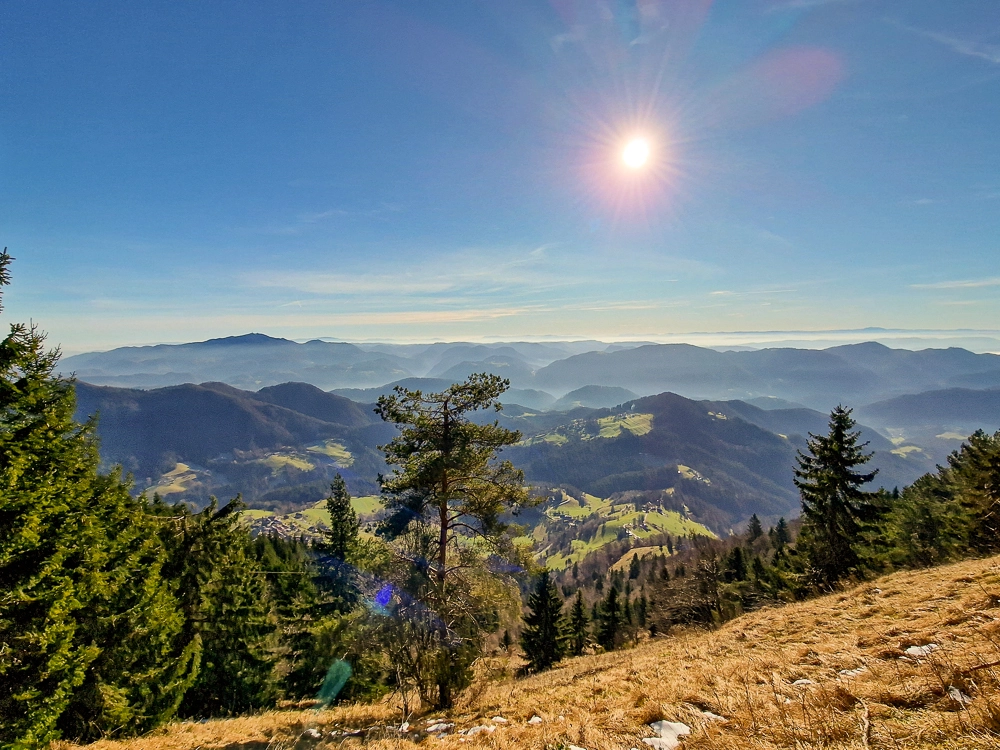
[69,556,1000,750]
[539,492,713,570]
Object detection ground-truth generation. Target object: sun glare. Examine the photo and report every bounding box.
[622,137,650,169]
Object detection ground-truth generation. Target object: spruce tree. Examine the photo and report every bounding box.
[323,474,359,561]
[519,570,565,672]
[567,591,589,656]
[770,518,790,550]
[317,473,361,612]
[0,250,195,744]
[165,499,278,718]
[747,514,763,542]
[596,585,622,651]
[794,406,882,587]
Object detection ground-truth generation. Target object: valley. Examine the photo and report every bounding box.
[68,338,1000,574]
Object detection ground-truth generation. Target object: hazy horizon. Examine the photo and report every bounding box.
[58,326,1000,358]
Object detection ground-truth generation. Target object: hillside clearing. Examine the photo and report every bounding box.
[142,462,201,496]
[67,555,1000,750]
[306,440,354,466]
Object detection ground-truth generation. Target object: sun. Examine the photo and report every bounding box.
[622,137,651,169]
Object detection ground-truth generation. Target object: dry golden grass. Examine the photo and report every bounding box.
[68,556,1000,750]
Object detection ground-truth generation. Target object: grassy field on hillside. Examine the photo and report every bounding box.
[537,491,713,569]
[69,555,1000,749]
[306,440,354,466]
[141,463,202,497]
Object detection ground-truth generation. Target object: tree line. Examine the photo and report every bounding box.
[516,405,1000,673]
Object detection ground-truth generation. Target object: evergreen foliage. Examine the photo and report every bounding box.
[596,585,622,650]
[163,498,277,718]
[0,251,196,745]
[322,474,358,561]
[793,406,883,587]
[374,374,529,707]
[519,570,565,672]
[567,591,589,656]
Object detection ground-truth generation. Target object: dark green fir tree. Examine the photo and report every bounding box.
[596,585,622,651]
[567,590,589,656]
[794,406,883,587]
[520,570,565,672]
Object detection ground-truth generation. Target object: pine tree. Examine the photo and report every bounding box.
[164,499,278,718]
[794,406,883,587]
[323,474,359,560]
[0,250,195,744]
[747,514,764,542]
[724,546,748,582]
[567,591,589,656]
[770,517,790,550]
[596,586,622,651]
[519,571,565,672]
[375,374,529,707]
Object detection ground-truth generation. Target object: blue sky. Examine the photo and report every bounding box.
[1,0,998,352]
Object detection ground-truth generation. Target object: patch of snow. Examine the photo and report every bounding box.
[643,721,691,750]
[568,745,587,750]
[399,721,409,732]
[792,679,814,686]
[491,716,507,723]
[838,667,867,678]
[301,728,323,740]
[464,725,495,736]
[427,722,454,734]
[528,715,543,724]
[694,709,726,722]
[905,644,939,657]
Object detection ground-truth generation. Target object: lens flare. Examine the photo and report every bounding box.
[622,138,651,169]
[317,659,352,707]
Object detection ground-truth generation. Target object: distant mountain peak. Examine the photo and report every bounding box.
[198,333,294,347]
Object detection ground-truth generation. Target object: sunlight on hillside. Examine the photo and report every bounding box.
[541,491,713,570]
[259,453,316,473]
[596,412,653,437]
[72,556,1000,750]
[142,462,201,497]
[306,439,355,467]
[524,413,654,445]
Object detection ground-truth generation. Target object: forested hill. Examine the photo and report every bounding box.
[74,380,930,532]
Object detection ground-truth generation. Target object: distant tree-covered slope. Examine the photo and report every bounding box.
[252,381,373,427]
[859,387,1000,429]
[62,334,413,390]
[75,382,345,471]
[63,336,1000,412]
[531,342,1000,409]
[73,382,386,507]
[73,379,942,525]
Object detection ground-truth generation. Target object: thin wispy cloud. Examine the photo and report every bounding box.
[768,0,862,13]
[244,246,582,300]
[911,277,1000,290]
[710,289,797,297]
[896,23,1000,65]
